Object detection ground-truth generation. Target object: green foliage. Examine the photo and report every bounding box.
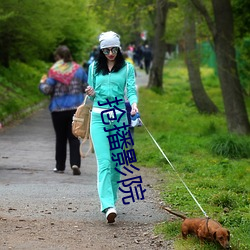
[236,37,250,95]
[210,191,238,209]
[0,60,49,122]
[232,0,250,39]
[210,134,250,159]
[165,3,184,44]
[164,0,213,45]
[135,58,250,249]
[0,0,100,66]
[92,0,156,46]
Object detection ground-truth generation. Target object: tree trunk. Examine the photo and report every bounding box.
[191,0,250,134]
[212,0,250,134]
[184,4,218,114]
[147,0,169,89]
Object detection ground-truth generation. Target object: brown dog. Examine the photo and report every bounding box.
[162,207,231,249]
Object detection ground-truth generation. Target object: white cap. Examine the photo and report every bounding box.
[99,31,121,49]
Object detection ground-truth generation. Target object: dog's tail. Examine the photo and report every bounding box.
[161,206,187,220]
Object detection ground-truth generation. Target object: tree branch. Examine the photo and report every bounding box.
[167,1,178,9]
[190,0,216,37]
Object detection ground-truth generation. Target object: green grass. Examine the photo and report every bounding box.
[0,60,50,123]
[134,58,250,250]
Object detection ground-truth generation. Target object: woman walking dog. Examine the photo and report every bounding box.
[85,31,138,223]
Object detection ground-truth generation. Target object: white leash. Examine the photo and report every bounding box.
[139,118,209,218]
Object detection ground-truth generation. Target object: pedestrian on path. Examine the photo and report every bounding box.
[143,44,153,75]
[85,31,138,223]
[39,45,88,175]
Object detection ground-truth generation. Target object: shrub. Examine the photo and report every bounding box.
[210,191,237,209]
[210,135,250,159]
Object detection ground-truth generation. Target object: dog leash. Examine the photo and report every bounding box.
[139,118,209,218]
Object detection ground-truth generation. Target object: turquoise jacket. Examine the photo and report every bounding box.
[87,62,138,110]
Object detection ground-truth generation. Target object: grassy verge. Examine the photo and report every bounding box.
[135,59,250,250]
[0,60,50,125]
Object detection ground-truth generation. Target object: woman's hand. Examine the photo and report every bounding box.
[85,86,95,97]
[131,103,138,116]
[40,74,47,83]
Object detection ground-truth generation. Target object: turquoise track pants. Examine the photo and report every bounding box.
[90,110,128,212]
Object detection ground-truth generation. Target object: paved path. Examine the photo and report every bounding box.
[135,68,149,88]
[0,70,172,249]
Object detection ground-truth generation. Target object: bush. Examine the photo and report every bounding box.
[210,191,237,209]
[0,60,49,123]
[210,135,250,159]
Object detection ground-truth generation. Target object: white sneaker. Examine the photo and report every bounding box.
[106,207,117,223]
[53,168,64,173]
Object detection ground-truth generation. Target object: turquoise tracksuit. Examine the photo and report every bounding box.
[88,62,138,212]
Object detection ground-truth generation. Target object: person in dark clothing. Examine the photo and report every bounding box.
[39,45,88,175]
[134,45,144,69]
[87,46,99,67]
[143,44,152,74]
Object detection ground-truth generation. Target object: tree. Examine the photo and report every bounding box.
[232,0,250,96]
[184,1,218,114]
[191,0,250,134]
[0,0,58,66]
[0,0,98,66]
[148,0,177,89]
[232,0,250,40]
[91,0,155,48]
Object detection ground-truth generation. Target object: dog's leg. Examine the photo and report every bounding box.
[181,231,188,240]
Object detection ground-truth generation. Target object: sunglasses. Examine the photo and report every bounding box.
[102,47,119,55]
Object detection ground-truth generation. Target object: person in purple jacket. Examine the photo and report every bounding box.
[39,45,88,175]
